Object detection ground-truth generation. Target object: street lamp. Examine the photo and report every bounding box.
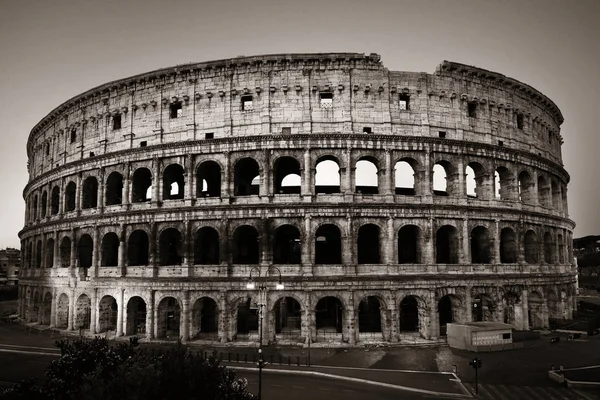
[246,266,284,400]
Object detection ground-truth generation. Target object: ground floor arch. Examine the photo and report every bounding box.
[274,297,302,340]
[399,296,420,333]
[358,296,382,335]
[236,299,259,338]
[126,296,147,336]
[56,293,69,329]
[438,295,456,336]
[315,296,343,340]
[42,292,52,325]
[157,297,181,339]
[528,291,546,329]
[192,297,219,339]
[98,295,118,333]
[472,293,495,322]
[75,294,91,330]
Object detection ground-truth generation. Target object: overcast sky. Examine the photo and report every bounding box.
[1,0,598,248]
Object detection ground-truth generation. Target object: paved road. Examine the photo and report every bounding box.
[463,383,592,400]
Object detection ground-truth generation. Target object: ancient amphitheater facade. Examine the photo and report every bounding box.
[18,53,576,344]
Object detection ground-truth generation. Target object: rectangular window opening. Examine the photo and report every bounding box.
[112,114,122,130]
[399,94,410,110]
[517,114,524,130]
[241,95,253,111]
[319,92,333,108]
[468,102,477,118]
[89,152,95,157]
[205,132,214,139]
[70,129,77,143]
[140,141,147,147]
[498,140,504,146]
[438,131,447,138]
[45,144,50,156]
[281,127,292,135]
[170,102,183,119]
[363,127,372,134]
[502,333,511,340]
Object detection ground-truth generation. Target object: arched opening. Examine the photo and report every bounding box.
[32,195,38,220]
[518,171,534,203]
[75,294,91,330]
[273,225,301,264]
[234,157,260,196]
[163,164,185,200]
[274,297,302,339]
[196,161,221,198]
[503,291,520,325]
[157,297,180,339]
[528,292,545,329]
[27,242,32,268]
[355,157,378,194]
[236,299,259,337]
[46,238,54,268]
[537,175,551,207]
[315,224,342,264]
[472,294,495,322]
[65,181,76,212]
[399,296,419,332]
[59,237,71,267]
[105,172,123,205]
[394,160,416,195]
[546,290,560,320]
[194,227,220,265]
[495,166,512,200]
[31,292,40,322]
[500,228,517,263]
[471,226,492,264]
[398,225,420,263]
[35,240,42,268]
[558,234,565,264]
[232,225,259,264]
[544,232,555,264]
[126,296,147,336]
[56,293,69,329]
[77,234,93,269]
[315,157,340,194]
[98,295,118,333]
[192,297,219,339]
[438,295,454,336]
[42,292,52,325]
[101,233,119,267]
[436,225,459,264]
[41,191,47,218]
[82,176,98,209]
[128,230,149,266]
[524,230,539,264]
[358,296,382,333]
[132,168,152,202]
[551,180,562,210]
[159,228,182,266]
[51,186,60,215]
[465,162,486,199]
[274,157,301,194]
[433,161,454,196]
[357,224,381,264]
[315,297,343,338]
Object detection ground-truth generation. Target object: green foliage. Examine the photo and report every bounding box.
[1,337,255,400]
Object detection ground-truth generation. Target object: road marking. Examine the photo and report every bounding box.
[310,364,453,375]
[292,385,304,389]
[270,384,282,387]
[0,343,58,352]
[0,348,59,357]
[318,388,331,391]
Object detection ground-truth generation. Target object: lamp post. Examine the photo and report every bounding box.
[246,266,284,400]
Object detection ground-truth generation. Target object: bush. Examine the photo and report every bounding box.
[1,337,255,400]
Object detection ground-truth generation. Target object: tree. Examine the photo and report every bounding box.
[1,337,255,400]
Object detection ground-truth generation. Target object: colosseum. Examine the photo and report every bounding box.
[18,52,576,345]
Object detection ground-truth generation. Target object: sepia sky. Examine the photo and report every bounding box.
[0,0,598,248]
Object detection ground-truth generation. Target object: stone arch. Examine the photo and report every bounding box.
[77,234,93,269]
[42,292,52,325]
[432,160,456,196]
[191,296,219,339]
[273,296,302,340]
[132,167,152,202]
[236,297,259,338]
[274,156,301,194]
[273,224,301,264]
[315,223,342,264]
[75,293,91,330]
[528,291,545,329]
[32,194,38,220]
[438,294,460,336]
[394,158,418,195]
[126,296,147,336]
[357,223,381,264]
[194,226,220,265]
[399,295,428,338]
[471,226,492,264]
[471,292,496,322]
[27,241,32,268]
[315,296,344,339]
[315,155,341,194]
[46,238,55,268]
[31,291,40,322]
[41,190,47,218]
[398,224,420,263]
[98,295,118,333]
[551,179,562,210]
[163,163,185,200]
[56,293,69,329]
[495,166,512,200]
[358,296,383,334]
[51,185,60,215]
[159,227,182,266]
[524,230,539,264]
[157,296,181,339]
[545,289,560,320]
[196,160,221,198]
[355,156,379,194]
[82,176,98,209]
[436,225,459,264]
[59,236,71,267]
[537,174,551,207]
[500,227,517,263]
[128,230,149,266]
[65,181,76,212]
[544,231,555,264]
[232,225,259,264]
[105,171,123,205]
[35,239,42,268]
[101,232,119,267]
[558,234,565,264]
[234,157,260,196]
[465,161,487,199]
[518,170,534,203]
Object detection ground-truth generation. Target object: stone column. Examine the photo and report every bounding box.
[68,290,75,330]
[385,217,394,265]
[382,150,393,197]
[118,227,126,275]
[343,149,353,195]
[456,158,465,197]
[183,220,192,275]
[90,289,97,334]
[152,157,161,205]
[70,230,77,275]
[389,297,399,342]
[422,218,435,264]
[344,308,357,345]
[53,231,59,270]
[461,218,469,264]
[98,168,105,212]
[301,149,313,198]
[342,216,354,270]
[218,296,227,343]
[185,154,194,204]
[146,290,155,340]
[59,178,65,216]
[464,288,472,322]
[180,291,190,341]
[493,220,501,264]
[92,226,99,278]
[149,223,158,277]
[301,215,313,276]
[429,296,439,340]
[222,153,230,198]
[116,289,124,336]
[50,287,57,327]
[123,162,131,207]
[76,173,83,214]
[521,290,529,330]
